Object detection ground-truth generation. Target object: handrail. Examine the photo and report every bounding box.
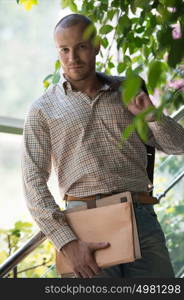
[157,169,184,201]
[0,231,46,278]
[0,116,24,135]
[171,105,184,122]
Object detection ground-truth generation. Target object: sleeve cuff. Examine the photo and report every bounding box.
[47,224,78,251]
[147,113,166,128]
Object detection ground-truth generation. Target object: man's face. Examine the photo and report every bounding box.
[54,23,99,82]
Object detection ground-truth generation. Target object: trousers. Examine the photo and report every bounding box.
[65,199,175,278]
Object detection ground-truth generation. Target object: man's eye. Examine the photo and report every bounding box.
[60,48,68,53]
[79,44,87,49]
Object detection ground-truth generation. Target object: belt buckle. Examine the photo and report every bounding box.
[131,192,145,207]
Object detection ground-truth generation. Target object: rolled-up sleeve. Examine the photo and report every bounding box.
[146,114,184,154]
[21,102,77,251]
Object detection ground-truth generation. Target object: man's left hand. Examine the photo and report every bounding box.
[127,91,156,122]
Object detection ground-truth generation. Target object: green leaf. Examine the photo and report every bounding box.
[117,62,126,73]
[148,60,164,92]
[100,37,109,49]
[175,205,184,215]
[14,221,32,230]
[143,46,151,58]
[16,0,20,4]
[60,0,78,11]
[82,1,94,12]
[124,55,131,64]
[117,15,131,35]
[43,74,53,82]
[133,64,143,74]
[0,250,8,264]
[43,80,50,89]
[83,24,96,41]
[136,27,145,33]
[118,122,136,148]
[126,67,133,78]
[99,25,113,35]
[126,32,134,42]
[119,15,131,29]
[173,91,184,110]
[107,9,116,20]
[123,123,135,139]
[122,75,142,104]
[134,37,149,48]
[55,60,61,71]
[157,27,173,50]
[132,55,142,63]
[138,105,156,120]
[108,62,115,69]
[69,0,78,12]
[11,229,21,237]
[168,39,184,68]
[93,35,101,47]
[111,0,121,8]
[158,0,165,4]
[130,1,136,14]
[60,0,70,9]
[52,72,60,84]
[134,0,149,7]
[135,118,148,142]
[117,37,124,49]
[150,14,157,28]
[122,40,128,54]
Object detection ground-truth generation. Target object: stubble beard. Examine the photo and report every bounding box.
[66,67,95,82]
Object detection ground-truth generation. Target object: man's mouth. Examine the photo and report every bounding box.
[69,65,84,69]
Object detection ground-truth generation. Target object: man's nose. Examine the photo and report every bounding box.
[68,49,78,63]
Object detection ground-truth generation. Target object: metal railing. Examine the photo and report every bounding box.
[157,169,184,201]
[0,105,184,278]
[0,116,24,135]
[0,232,46,278]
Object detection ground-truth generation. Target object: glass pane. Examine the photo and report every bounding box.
[154,116,184,198]
[153,116,184,277]
[0,132,64,230]
[0,0,69,119]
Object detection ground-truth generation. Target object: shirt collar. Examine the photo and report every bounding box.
[58,71,122,94]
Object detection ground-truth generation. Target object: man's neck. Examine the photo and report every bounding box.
[65,72,103,98]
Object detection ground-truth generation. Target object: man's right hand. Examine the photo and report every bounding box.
[62,239,110,278]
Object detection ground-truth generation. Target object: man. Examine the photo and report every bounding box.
[22,14,184,278]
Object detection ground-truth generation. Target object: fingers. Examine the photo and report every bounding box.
[74,242,109,278]
[89,264,102,277]
[89,241,110,251]
[75,267,92,278]
[74,264,101,278]
[73,249,103,278]
[68,241,110,278]
[81,265,100,278]
[127,93,142,109]
[128,92,148,112]
[136,91,145,98]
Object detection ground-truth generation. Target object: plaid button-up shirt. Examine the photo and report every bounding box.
[21,72,184,250]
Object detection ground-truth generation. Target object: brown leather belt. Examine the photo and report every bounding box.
[64,191,159,205]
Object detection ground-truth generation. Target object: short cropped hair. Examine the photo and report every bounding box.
[54,14,97,40]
